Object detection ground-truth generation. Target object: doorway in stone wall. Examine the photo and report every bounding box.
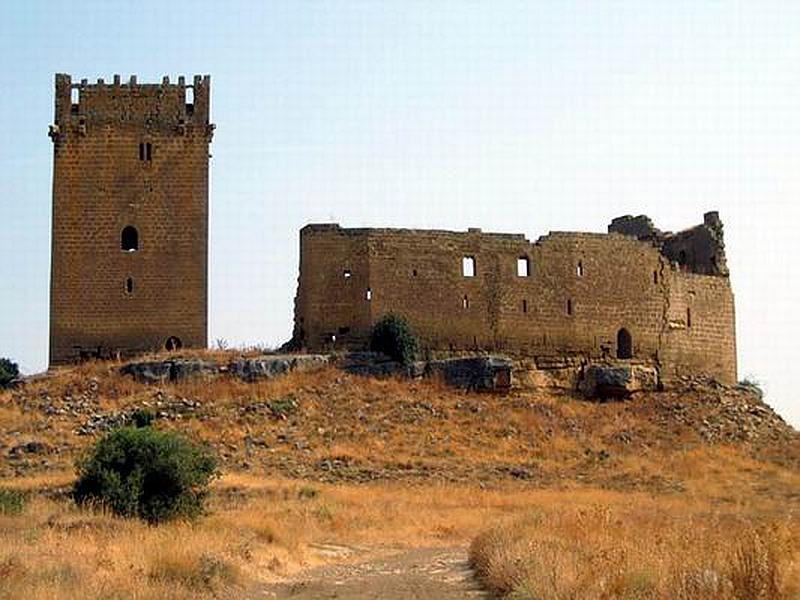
[616,328,632,359]
[165,336,182,351]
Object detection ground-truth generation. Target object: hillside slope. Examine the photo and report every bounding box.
[2,353,797,498]
[1,352,799,599]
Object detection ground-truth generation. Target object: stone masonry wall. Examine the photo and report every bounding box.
[293,215,737,385]
[49,74,213,365]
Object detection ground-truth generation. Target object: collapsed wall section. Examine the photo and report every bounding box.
[292,215,737,385]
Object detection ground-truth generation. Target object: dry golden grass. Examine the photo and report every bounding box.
[1,354,799,597]
[470,500,800,599]
[2,471,799,599]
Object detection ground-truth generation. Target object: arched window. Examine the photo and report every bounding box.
[617,328,633,359]
[121,226,139,252]
[165,336,182,351]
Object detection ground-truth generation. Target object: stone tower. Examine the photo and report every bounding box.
[48,73,214,365]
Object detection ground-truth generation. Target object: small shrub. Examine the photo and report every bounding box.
[268,396,297,419]
[74,427,219,524]
[738,377,765,399]
[298,485,319,500]
[130,408,155,428]
[369,314,419,364]
[0,358,20,389]
[0,489,25,515]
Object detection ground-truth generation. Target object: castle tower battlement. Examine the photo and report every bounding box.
[48,73,213,364]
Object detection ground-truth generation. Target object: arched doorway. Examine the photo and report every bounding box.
[616,328,632,359]
[165,336,182,351]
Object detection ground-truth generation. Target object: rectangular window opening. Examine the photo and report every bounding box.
[343,269,352,279]
[185,86,195,113]
[145,142,152,161]
[366,288,372,301]
[70,88,79,113]
[567,299,573,315]
[462,256,475,277]
[462,295,469,309]
[517,257,530,277]
[577,261,584,277]
[653,270,659,284]
[687,307,692,328]
[139,142,145,161]
[522,299,528,313]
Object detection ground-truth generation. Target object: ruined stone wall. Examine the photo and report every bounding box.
[294,215,737,384]
[661,272,737,384]
[49,74,213,365]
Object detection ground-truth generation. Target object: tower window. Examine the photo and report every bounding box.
[125,277,134,294]
[462,295,469,309]
[653,270,658,284]
[576,261,584,277]
[517,257,530,277]
[343,269,352,279]
[70,88,79,114]
[462,256,475,277]
[366,288,372,301]
[121,226,139,252]
[687,307,692,328]
[186,86,195,114]
[522,299,528,313]
[567,299,573,315]
[139,142,152,161]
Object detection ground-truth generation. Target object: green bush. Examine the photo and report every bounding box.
[369,314,419,364]
[74,427,219,524]
[0,358,20,389]
[130,408,156,428]
[0,489,25,515]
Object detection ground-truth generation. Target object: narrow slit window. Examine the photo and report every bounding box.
[517,257,530,277]
[462,295,469,309]
[71,88,79,113]
[185,86,194,111]
[366,288,372,301]
[567,299,573,315]
[522,299,528,313]
[343,269,352,279]
[462,256,475,277]
[146,142,152,161]
[125,277,134,294]
[653,270,659,284]
[576,261,584,277]
[139,142,145,161]
[687,307,692,328]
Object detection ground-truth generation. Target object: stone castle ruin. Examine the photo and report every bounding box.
[48,74,213,365]
[291,212,737,385]
[46,73,737,388]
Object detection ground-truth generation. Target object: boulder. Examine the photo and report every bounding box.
[120,359,218,384]
[229,354,328,382]
[426,356,513,391]
[579,363,659,399]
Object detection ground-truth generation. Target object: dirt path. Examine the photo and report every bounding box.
[256,546,488,599]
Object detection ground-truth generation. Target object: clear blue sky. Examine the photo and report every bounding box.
[1,1,798,426]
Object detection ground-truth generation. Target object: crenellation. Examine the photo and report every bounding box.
[48,72,212,365]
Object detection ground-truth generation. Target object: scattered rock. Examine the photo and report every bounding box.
[120,358,218,384]
[229,355,328,382]
[579,363,659,399]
